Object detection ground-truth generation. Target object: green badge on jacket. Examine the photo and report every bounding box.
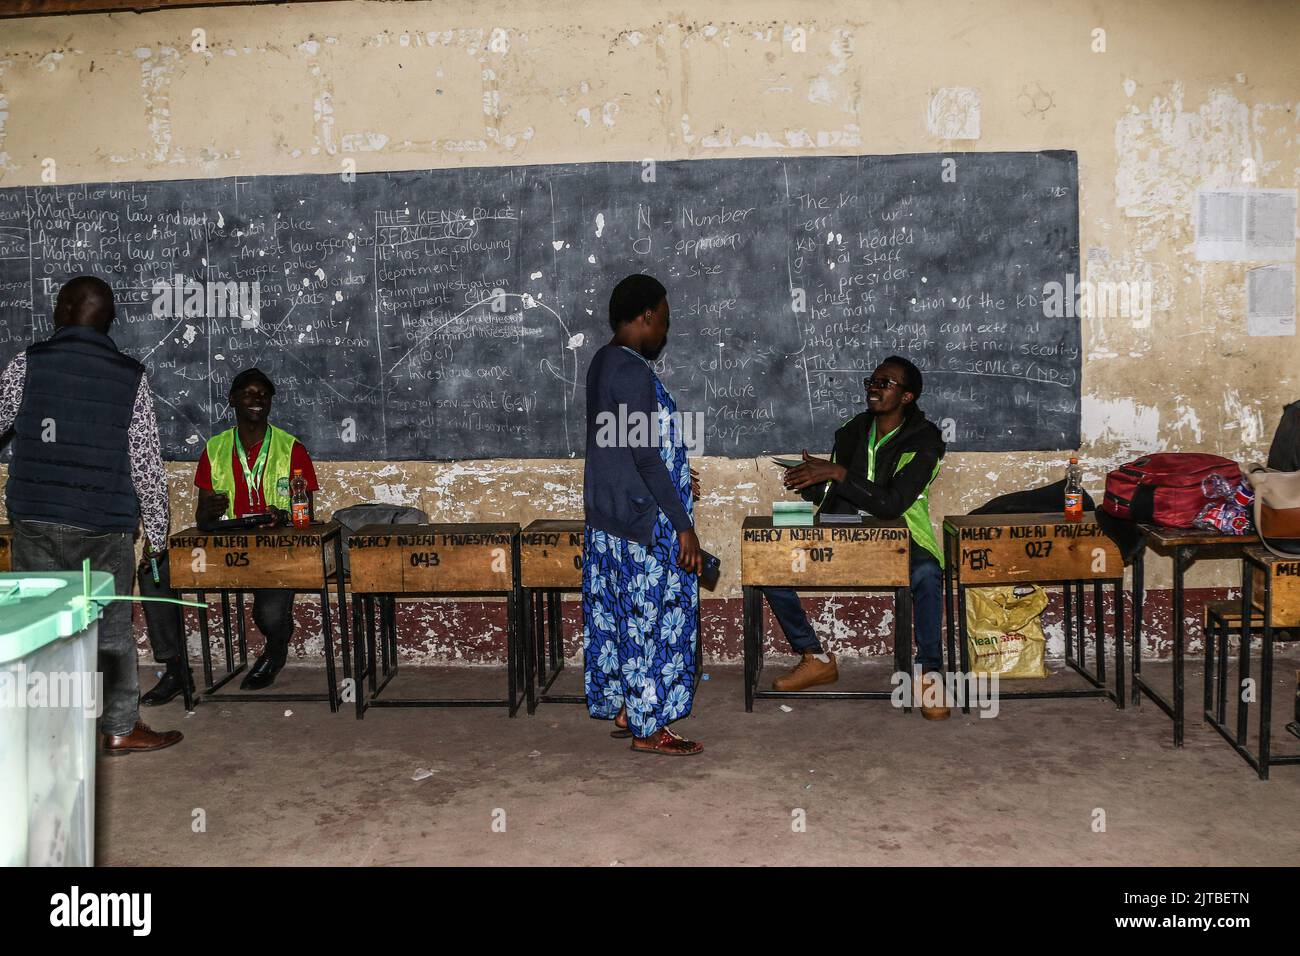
[276,476,290,497]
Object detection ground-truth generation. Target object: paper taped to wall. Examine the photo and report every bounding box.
[1195,189,1296,262]
[1246,264,1296,337]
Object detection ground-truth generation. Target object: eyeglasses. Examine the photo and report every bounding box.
[864,376,904,391]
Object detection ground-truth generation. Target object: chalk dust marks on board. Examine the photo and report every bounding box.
[779,159,816,429]
[384,291,580,449]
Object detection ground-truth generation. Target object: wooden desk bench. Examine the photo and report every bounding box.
[740,515,911,711]
[347,523,526,717]
[168,522,349,711]
[1133,525,1254,745]
[519,520,584,710]
[943,513,1126,711]
[1203,546,1300,778]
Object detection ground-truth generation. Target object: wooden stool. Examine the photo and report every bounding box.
[1204,599,1265,733]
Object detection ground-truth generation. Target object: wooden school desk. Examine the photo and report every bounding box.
[168,522,350,712]
[0,525,10,572]
[740,515,913,711]
[347,523,527,718]
[519,520,584,711]
[1131,525,1253,746]
[943,513,1126,710]
[1203,545,1300,779]
[519,519,707,715]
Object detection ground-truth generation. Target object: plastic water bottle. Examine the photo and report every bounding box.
[290,469,310,528]
[1064,457,1084,522]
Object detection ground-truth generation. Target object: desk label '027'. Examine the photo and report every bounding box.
[953,522,1120,584]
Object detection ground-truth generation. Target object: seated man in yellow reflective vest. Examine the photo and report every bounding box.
[139,366,319,701]
[200,367,318,690]
[766,355,950,720]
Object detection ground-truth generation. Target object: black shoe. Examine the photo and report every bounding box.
[240,653,285,691]
[140,667,195,707]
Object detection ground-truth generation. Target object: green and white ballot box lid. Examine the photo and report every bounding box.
[0,569,114,664]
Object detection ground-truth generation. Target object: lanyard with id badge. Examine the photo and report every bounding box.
[234,429,272,514]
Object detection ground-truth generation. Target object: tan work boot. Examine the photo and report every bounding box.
[914,671,951,721]
[772,652,838,691]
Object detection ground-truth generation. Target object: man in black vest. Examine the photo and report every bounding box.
[0,276,183,755]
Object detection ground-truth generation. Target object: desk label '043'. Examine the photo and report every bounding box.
[396,531,516,592]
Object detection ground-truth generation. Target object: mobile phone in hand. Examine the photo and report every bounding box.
[699,549,721,592]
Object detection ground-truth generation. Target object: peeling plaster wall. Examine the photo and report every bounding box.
[1,0,1298,661]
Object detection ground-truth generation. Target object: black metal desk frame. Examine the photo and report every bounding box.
[1203,551,1300,778]
[942,522,1125,713]
[178,527,350,713]
[351,547,528,718]
[742,582,914,712]
[1131,528,1251,746]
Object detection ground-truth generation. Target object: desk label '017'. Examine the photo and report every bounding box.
[742,524,910,587]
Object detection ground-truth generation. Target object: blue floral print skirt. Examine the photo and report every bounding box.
[582,520,699,737]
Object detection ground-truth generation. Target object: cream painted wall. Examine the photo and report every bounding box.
[1,0,1297,596]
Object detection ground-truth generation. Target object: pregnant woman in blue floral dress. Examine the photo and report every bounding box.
[582,274,703,756]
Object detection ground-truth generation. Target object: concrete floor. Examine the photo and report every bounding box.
[96,653,1300,866]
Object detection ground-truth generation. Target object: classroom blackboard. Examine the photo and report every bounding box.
[0,152,1080,460]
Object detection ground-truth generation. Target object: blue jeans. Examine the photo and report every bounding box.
[760,542,944,671]
[140,551,295,665]
[12,519,139,736]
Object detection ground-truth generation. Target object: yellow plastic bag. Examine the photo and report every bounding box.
[966,585,1048,678]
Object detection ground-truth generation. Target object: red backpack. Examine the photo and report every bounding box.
[1102,453,1241,528]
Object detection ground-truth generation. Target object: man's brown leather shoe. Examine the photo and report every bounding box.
[914,671,951,721]
[102,721,183,756]
[772,651,838,691]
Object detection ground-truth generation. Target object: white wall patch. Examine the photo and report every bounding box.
[926,87,981,140]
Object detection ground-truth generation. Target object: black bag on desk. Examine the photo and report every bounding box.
[1267,400,1300,473]
[969,479,1095,516]
[333,503,430,575]
[969,479,1144,564]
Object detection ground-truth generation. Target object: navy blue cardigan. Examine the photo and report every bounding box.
[583,344,692,545]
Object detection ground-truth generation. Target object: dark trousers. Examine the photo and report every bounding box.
[12,519,139,736]
[760,542,945,672]
[139,552,296,666]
